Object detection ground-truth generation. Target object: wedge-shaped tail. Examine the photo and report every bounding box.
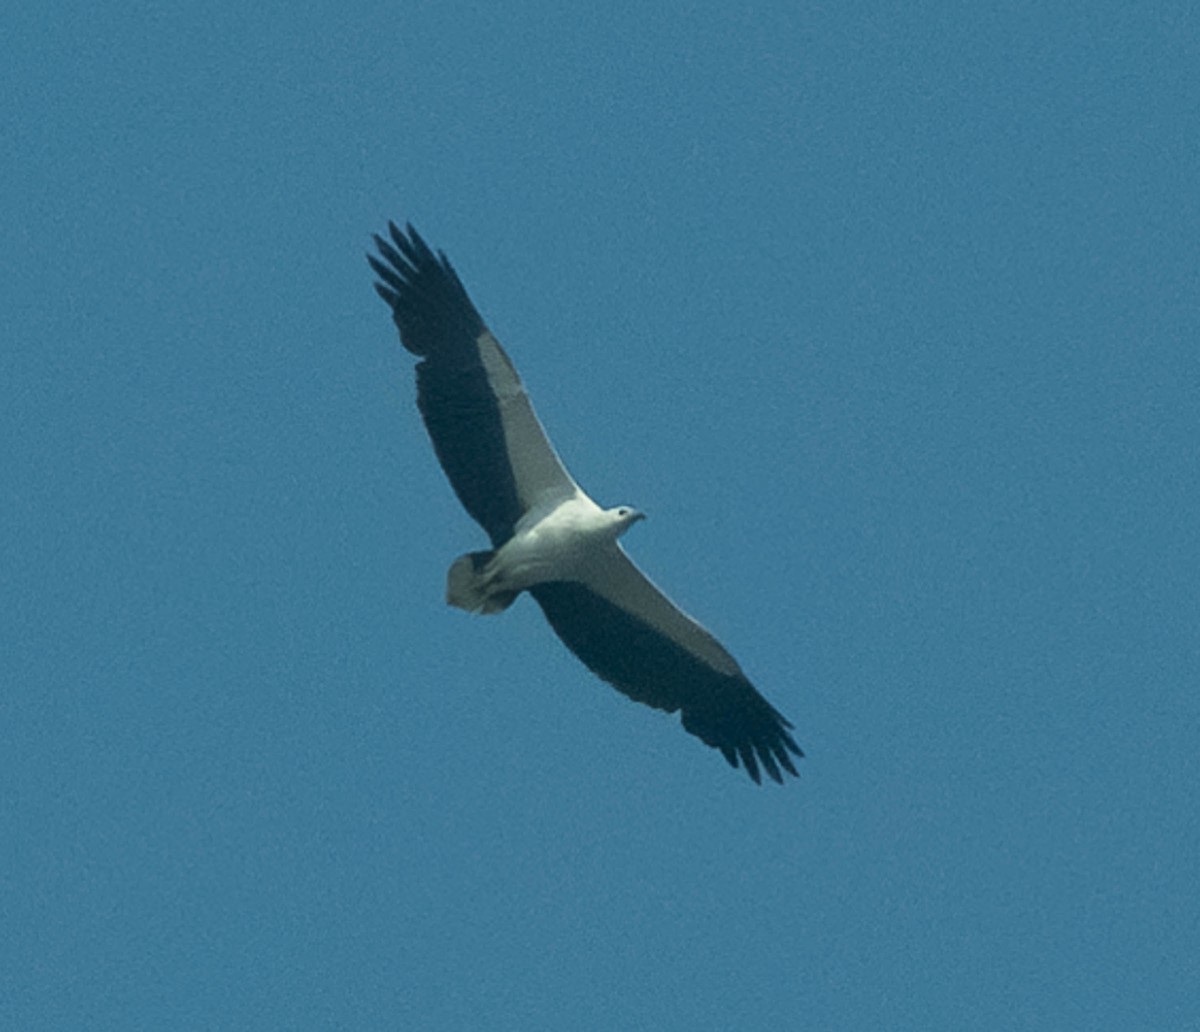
[446,551,518,614]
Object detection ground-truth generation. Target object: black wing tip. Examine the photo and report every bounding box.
[368,220,449,284]
[366,221,428,292]
[712,710,804,786]
[367,219,485,355]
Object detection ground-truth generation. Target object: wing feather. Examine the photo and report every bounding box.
[530,552,802,784]
[369,223,578,545]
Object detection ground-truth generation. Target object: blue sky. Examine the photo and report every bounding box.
[4,2,1198,1028]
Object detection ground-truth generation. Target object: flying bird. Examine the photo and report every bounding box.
[368,222,803,783]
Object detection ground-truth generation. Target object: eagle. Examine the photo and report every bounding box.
[368,223,803,783]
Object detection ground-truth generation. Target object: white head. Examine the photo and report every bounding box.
[606,505,647,538]
[609,504,648,535]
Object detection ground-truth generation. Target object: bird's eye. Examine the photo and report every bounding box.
[618,508,629,516]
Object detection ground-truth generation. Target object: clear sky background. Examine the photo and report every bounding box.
[4,3,1198,1029]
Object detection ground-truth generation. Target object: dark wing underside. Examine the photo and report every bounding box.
[368,223,522,546]
[530,581,803,784]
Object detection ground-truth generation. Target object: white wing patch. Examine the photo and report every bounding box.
[476,332,581,512]
[580,545,745,678]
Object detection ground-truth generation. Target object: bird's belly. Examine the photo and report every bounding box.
[492,522,593,589]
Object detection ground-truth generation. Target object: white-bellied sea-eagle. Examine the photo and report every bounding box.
[368,223,803,784]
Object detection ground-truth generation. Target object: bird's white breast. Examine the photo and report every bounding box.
[496,494,611,588]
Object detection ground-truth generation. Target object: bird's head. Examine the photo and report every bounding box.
[608,505,647,538]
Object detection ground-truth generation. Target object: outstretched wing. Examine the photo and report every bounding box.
[368,222,580,546]
[530,546,802,784]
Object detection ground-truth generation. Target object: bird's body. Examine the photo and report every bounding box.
[368,222,803,783]
[446,496,638,615]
